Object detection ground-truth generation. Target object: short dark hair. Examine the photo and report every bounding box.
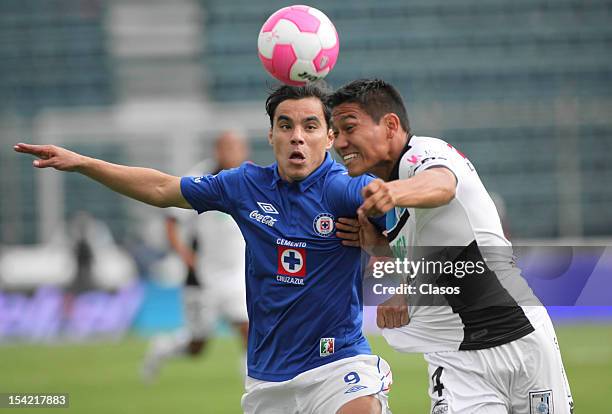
[327,79,410,133]
[265,81,332,127]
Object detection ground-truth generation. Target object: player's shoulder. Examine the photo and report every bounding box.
[219,160,261,178]
[398,136,454,178]
[324,160,375,187]
[187,161,253,189]
[325,159,350,180]
[323,160,377,208]
[238,161,278,188]
[405,136,451,157]
[238,160,264,174]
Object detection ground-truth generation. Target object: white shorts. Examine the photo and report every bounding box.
[241,355,393,414]
[424,320,573,414]
[183,283,248,339]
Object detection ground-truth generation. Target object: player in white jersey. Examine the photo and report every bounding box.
[142,131,250,381]
[329,79,574,414]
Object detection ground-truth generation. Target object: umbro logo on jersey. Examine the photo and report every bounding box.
[345,385,367,394]
[257,201,279,214]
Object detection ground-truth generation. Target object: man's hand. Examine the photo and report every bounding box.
[358,179,397,217]
[14,143,86,172]
[181,251,197,271]
[377,292,409,329]
[336,213,393,256]
[14,142,188,208]
[360,169,457,215]
[335,217,361,248]
[165,217,197,270]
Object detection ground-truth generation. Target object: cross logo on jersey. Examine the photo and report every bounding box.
[277,246,307,277]
[313,213,335,237]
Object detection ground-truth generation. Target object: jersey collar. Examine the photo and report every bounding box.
[389,136,413,181]
[271,152,333,192]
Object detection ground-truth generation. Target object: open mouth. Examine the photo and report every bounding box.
[289,151,306,162]
[342,153,360,164]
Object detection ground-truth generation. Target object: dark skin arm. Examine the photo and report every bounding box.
[336,213,409,329]
[359,168,457,217]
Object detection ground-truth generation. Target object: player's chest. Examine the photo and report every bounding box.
[238,189,338,242]
[237,191,344,286]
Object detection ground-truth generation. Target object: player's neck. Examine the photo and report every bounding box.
[370,161,396,182]
[379,133,410,181]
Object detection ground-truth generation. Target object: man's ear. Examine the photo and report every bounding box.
[383,113,400,139]
[267,128,273,146]
[325,128,334,150]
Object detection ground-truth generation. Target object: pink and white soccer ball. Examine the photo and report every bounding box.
[257,5,339,86]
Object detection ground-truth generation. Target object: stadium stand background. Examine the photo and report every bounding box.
[1,2,611,412]
[1,0,611,246]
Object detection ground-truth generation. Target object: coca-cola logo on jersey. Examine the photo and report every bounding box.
[249,210,277,227]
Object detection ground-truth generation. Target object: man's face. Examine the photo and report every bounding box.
[332,102,390,177]
[269,97,333,182]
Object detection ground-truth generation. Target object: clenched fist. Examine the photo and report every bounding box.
[358,178,398,217]
[376,292,409,329]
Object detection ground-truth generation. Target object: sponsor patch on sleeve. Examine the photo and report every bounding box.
[530,390,553,414]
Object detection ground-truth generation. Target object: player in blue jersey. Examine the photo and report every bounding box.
[14,83,393,414]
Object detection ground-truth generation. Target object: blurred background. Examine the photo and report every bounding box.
[0,0,611,413]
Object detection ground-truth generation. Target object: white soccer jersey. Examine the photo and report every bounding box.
[168,160,246,287]
[383,136,548,353]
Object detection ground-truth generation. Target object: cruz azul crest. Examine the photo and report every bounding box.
[313,213,335,237]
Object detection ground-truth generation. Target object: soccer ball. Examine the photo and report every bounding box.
[257,5,339,86]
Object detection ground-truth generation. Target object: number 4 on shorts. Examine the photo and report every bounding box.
[432,367,445,397]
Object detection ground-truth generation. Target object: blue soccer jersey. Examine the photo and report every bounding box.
[180,153,381,381]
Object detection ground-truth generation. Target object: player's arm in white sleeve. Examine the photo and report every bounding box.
[385,168,456,206]
[166,216,196,269]
[359,152,457,216]
[14,143,191,209]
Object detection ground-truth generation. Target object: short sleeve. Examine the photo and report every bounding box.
[402,140,457,179]
[180,167,243,214]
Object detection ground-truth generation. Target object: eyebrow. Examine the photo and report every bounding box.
[276,115,292,123]
[335,114,358,122]
[276,115,322,124]
[304,116,321,124]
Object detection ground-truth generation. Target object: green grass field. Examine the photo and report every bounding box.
[1,325,610,413]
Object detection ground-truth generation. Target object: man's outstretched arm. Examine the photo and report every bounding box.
[359,168,457,217]
[14,143,191,209]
